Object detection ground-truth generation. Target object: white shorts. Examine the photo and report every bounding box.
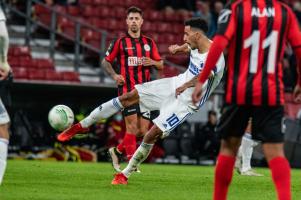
[135,77,201,138]
[0,98,10,124]
[0,7,6,21]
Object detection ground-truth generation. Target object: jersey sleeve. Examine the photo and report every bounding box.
[104,38,120,63]
[215,3,237,41]
[287,8,301,49]
[150,40,162,61]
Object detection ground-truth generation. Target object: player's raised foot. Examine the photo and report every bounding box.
[57,123,89,142]
[134,167,141,173]
[241,169,263,176]
[111,173,128,185]
[108,147,122,172]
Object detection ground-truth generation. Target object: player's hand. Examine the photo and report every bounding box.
[142,57,153,66]
[168,44,179,55]
[175,84,187,98]
[0,68,9,81]
[293,84,301,103]
[192,82,203,105]
[113,74,125,86]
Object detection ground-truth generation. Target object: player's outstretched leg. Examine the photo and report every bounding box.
[112,125,161,185]
[57,97,124,142]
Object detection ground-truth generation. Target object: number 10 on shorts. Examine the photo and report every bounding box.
[166,113,180,128]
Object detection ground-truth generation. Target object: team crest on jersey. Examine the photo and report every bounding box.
[218,9,231,24]
[144,44,151,51]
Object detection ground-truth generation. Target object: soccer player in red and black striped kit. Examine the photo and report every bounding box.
[102,6,163,172]
[192,0,301,200]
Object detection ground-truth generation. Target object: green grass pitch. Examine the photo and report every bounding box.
[0,160,300,200]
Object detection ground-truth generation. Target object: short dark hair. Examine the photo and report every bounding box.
[127,6,143,17]
[184,17,208,33]
[208,110,217,117]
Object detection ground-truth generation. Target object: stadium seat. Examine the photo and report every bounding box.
[81,29,101,41]
[27,69,46,80]
[156,22,170,33]
[158,44,170,55]
[61,71,80,82]
[34,58,55,70]
[12,67,28,79]
[67,6,80,16]
[81,6,98,18]
[165,55,189,66]
[146,10,162,22]
[97,6,111,18]
[45,70,63,81]
[93,0,108,6]
[78,0,93,5]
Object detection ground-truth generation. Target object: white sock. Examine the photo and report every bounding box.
[241,133,254,172]
[235,146,242,169]
[0,138,8,185]
[80,97,123,128]
[122,142,154,178]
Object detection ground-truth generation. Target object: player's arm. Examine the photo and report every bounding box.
[168,43,190,55]
[102,38,125,85]
[101,59,124,85]
[176,73,214,97]
[143,39,164,70]
[0,20,10,80]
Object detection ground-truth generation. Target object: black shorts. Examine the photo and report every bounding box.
[122,104,159,120]
[217,104,284,143]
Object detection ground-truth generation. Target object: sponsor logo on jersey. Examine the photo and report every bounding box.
[128,57,143,66]
[144,44,151,51]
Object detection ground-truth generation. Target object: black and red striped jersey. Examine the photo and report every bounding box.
[216,0,301,106]
[105,33,161,95]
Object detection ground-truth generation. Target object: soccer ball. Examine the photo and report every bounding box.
[48,105,74,131]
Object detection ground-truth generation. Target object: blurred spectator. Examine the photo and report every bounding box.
[195,110,220,160]
[194,1,224,38]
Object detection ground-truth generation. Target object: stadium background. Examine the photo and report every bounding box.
[1,0,301,167]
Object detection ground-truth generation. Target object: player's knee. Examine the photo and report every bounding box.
[0,123,9,140]
[220,137,241,156]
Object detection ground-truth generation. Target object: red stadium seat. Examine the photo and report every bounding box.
[27,69,46,80]
[12,68,28,79]
[146,10,162,22]
[81,6,98,18]
[67,6,80,16]
[34,4,51,15]
[61,71,80,82]
[89,18,109,29]
[33,58,55,70]
[93,0,108,6]
[78,0,93,5]
[81,29,101,41]
[156,22,170,33]
[114,7,126,19]
[98,6,111,18]
[54,5,66,14]
[45,70,63,81]
[158,44,170,55]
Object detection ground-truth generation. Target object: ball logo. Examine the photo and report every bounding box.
[144,44,150,51]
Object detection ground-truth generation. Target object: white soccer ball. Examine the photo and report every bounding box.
[48,105,74,131]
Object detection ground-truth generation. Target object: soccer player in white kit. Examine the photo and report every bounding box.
[0,6,11,185]
[57,18,225,184]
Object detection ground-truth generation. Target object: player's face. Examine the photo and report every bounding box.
[126,12,143,33]
[183,26,198,49]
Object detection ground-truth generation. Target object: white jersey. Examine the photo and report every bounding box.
[0,6,5,21]
[135,48,225,136]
